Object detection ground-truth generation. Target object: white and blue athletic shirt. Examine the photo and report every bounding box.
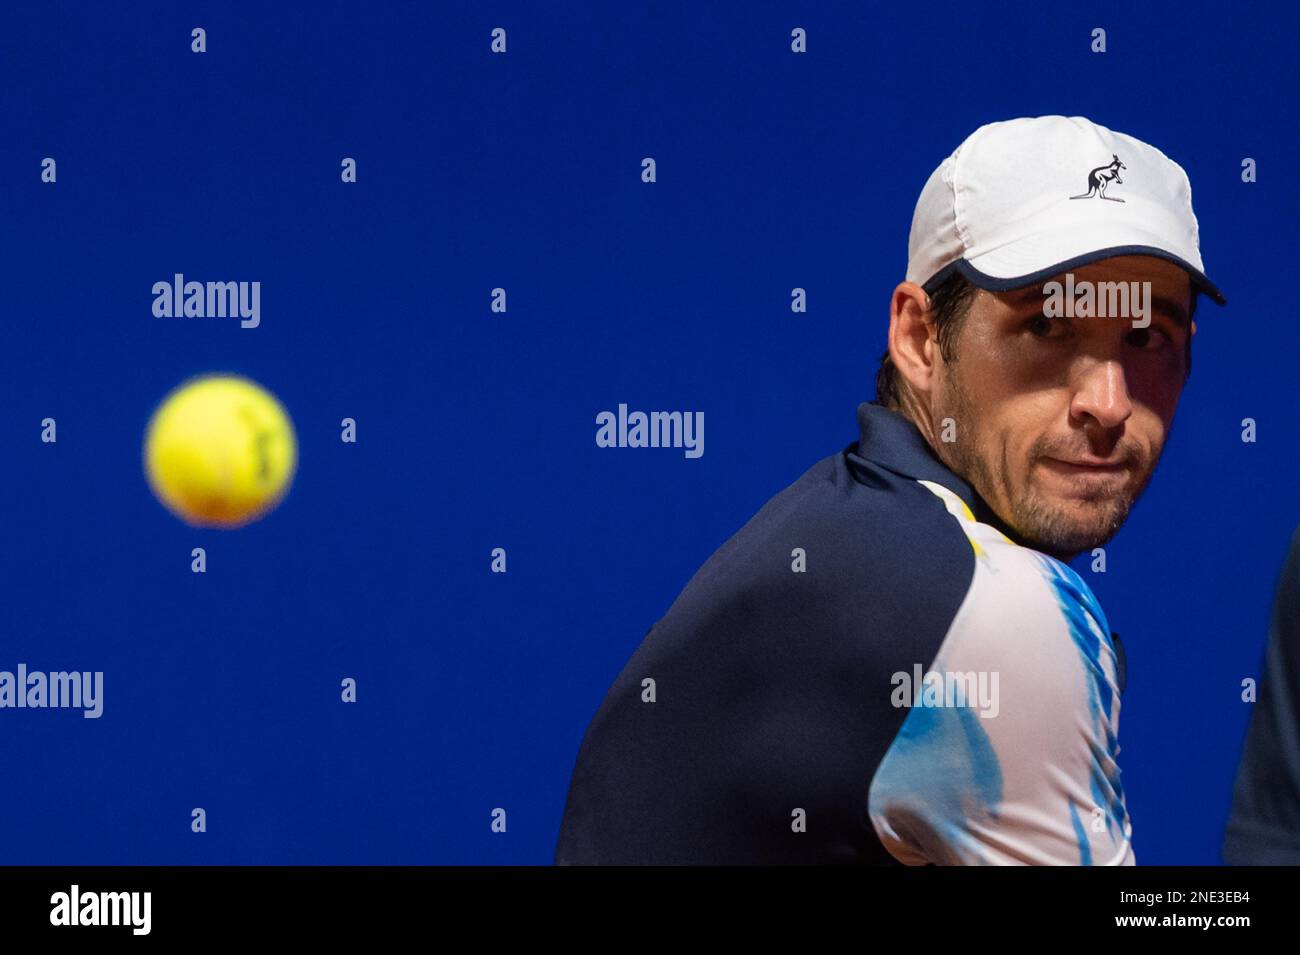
[556,401,1133,865]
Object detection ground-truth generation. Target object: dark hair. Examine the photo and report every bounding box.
[871,271,1198,409]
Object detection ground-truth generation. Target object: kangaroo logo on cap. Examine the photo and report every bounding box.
[1069,154,1127,203]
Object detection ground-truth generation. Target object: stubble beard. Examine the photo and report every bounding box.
[929,367,1160,560]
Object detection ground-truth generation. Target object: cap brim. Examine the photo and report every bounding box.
[924,244,1226,307]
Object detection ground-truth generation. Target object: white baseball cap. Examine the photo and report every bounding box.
[906,115,1226,306]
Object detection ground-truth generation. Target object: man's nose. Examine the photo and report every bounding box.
[1070,360,1133,430]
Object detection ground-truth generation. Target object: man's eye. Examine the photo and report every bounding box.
[1027,314,1069,339]
[1125,326,1172,350]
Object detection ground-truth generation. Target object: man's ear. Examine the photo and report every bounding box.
[888,281,938,401]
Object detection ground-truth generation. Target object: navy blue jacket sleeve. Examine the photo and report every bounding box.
[553,447,976,864]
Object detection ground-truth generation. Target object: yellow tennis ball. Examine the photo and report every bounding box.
[144,374,297,528]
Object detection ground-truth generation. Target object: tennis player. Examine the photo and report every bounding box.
[556,116,1226,865]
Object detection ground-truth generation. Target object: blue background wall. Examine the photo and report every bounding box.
[1,0,1295,864]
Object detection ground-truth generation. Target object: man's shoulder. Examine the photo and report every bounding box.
[645,445,979,659]
[554,446,987,863]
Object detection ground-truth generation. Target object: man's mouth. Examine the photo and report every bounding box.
[1042,456,1128,473]
[1037,456,1134,498]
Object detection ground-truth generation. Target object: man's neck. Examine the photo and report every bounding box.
[894,391,942,464]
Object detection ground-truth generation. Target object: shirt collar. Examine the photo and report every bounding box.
[851,401,1023,544]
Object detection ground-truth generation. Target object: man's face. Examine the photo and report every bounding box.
[928,255,1194,559]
